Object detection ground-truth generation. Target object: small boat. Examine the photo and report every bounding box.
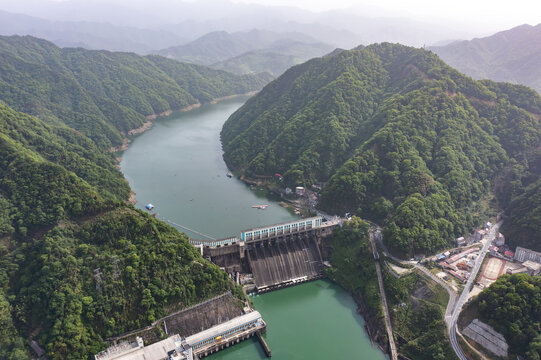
[145,204,154,211]
[226,172,233,178]
[251,205,269,210]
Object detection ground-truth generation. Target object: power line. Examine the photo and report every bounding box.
[161,218,216,241]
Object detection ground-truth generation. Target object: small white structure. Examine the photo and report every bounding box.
[95,335,193,360]
[295,186,305,195]
[494,233,505,246]
[456,236,466,247]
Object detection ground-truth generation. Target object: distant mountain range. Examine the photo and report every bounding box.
[0,0,482,48]
[0,9,339,77]
[0,10,187,53]
[211,41,335,76]
[156,30,335,76]
[431,24,541,93]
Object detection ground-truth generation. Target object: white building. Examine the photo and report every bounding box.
[95,335,193,360]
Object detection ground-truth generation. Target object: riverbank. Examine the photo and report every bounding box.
[112,91,258,154]
[353,293,389,356]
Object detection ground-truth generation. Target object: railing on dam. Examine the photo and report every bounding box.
[190,237,239,247]
[240,216,323,242]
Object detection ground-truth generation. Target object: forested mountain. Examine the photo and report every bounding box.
[0,35,259,359]
[501,178,541,251]
[0,10,187,54]
[155,29,333,75]
[430,24,541,93]
[0,35,271,148]
[0,103,240,359]
[464,274,541,359]
[210,41,334,76]
[222,43,541,256]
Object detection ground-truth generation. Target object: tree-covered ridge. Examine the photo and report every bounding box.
[501,178,541,251]
[470,274,541,359]
[10,208,238,359]
[0,103,126,237]
[222,43,541,255]
[0,95,241,358]
[0,35,271,148]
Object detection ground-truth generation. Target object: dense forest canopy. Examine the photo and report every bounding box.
[0,36,255,359]
[222,43,541,256]
[0,35,271,148]
[0,98,242,360]
[469,274,541,359]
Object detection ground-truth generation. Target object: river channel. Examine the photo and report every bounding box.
[120,97,386,359]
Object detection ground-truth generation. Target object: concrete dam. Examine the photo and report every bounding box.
[98,217,342,360]
[191,216,340,293]
[247,236,322,291]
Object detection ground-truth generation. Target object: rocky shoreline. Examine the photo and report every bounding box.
[351,293,389,356]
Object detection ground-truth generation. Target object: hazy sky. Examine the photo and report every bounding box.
[233,0,541,29]
[1,0,539,41]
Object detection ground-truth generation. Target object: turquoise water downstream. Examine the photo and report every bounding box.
[120,98,386,359]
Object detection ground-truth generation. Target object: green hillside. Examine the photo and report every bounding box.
[0,99,241,360]
[501,178,541,251]
[0,36,253,359]
[0,35,270,148]
[221,43,541,256]
[464,274,541,359]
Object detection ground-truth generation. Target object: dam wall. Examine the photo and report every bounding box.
[247,235,323,292]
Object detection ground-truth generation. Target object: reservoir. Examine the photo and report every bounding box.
[120,98,386,360]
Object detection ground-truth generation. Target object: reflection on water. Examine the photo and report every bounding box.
[120,98,386,360]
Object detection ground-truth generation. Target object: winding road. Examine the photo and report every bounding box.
[374,222,501,359]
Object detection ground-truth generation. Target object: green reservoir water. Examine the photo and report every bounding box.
[120,98,386,360]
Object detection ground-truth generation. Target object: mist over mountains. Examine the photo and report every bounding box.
[431,23,541,93]
[0,0,484,50]
[155,29,335,75]
[0,10,187,54]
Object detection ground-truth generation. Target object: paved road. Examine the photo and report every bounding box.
[373,221,503,360]
[375,230,456,323]
[414,264,456,324]
[448,221,501,360]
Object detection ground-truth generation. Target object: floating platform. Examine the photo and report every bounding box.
[251,205,269,210]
